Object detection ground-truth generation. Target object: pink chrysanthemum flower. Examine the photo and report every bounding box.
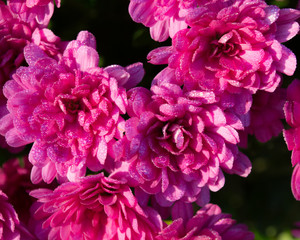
[0,157,56,223]
[0,0,64,86]
[239,88,285,147]
[0,157,34,223]
[0,190,35,240]
[30,173,163,240]
[114,73,251,206]
[7,0,60,28]
[156,203,254,240]
[148,0,299,94]
[0,31,144,183]
[284,80,300,165]
[129,0,204,42]
[283,79,300,200]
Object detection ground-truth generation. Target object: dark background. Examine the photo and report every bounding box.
[1,0,300,239]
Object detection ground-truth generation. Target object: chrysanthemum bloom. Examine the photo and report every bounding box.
[114,75,251,207]
[0,190,35,240]
[0,157,33,223]
[30,173,163,240]
[239,88,285,147]
[148,0,299,94]
[7,0,60,28]
[156,203,254,240]
[129,0,204,42]
[0,31,144,183]
[0,0,64,86]
[283,79,300,200]
[0,157,56,223]
[284,79,300,158]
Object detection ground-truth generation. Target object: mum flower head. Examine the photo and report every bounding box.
[0,0,64,87]
[0,156,56,223]
[0,31,144,183]
[113,69,251,207]
[148,0,299,94]
[284,80,300,164]
[283,79,300,200]
[7,0,60,28]
[0,190,35,240]
[129,0,204,42]
[156,203,254,240]
[239,88,285,148]
[30,173,163,240]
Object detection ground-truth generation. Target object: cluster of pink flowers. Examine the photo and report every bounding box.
[0,0,299,239]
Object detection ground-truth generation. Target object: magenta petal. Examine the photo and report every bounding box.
[292,164,300,201]
[287,79,300,102]
[276,21,299,43]
[150,20,170,42]
[275,45,297,76]
[6,128,30,147]
[42,161,57,184]
[147,46,173,65]
[163,173,186,202]
[232,152,252,177]
[264,5,280,25]
[159,103,185,117]
[0,114,14,136]
[171,201,193,224]
[29,142,48,167]
[196,186,210,207]
[76,31,97,49]
[124,62,145,89]
[30,166,43,184]
[97,138,108,165]
[283,129,295,151]
[128,0,156,26]
[105,65,130,86]
[292,148,300,168]
[208,169,225,192]
[136,160,157,181]
[214,126,239,144]
[8,0,27,14]
[75,46,99,71]
[24,43,50,66]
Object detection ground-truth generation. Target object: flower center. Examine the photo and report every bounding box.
[55,94,81,114]
[210,31,241,58]
[156,120,192,154]
[210,40,240,58]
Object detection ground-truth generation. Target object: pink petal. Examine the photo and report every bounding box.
[97,138,107,165]
[42,161,57,183]
[150,20,170,42]
[76,31,97,49]
[24,43,50,66]
[124,62,145,89]
[5,128,29,147]
[292,164,300,200]
[232,152,252,177]
[75,46,99,71]
[276,21,299,43]
[275,45,296,76]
